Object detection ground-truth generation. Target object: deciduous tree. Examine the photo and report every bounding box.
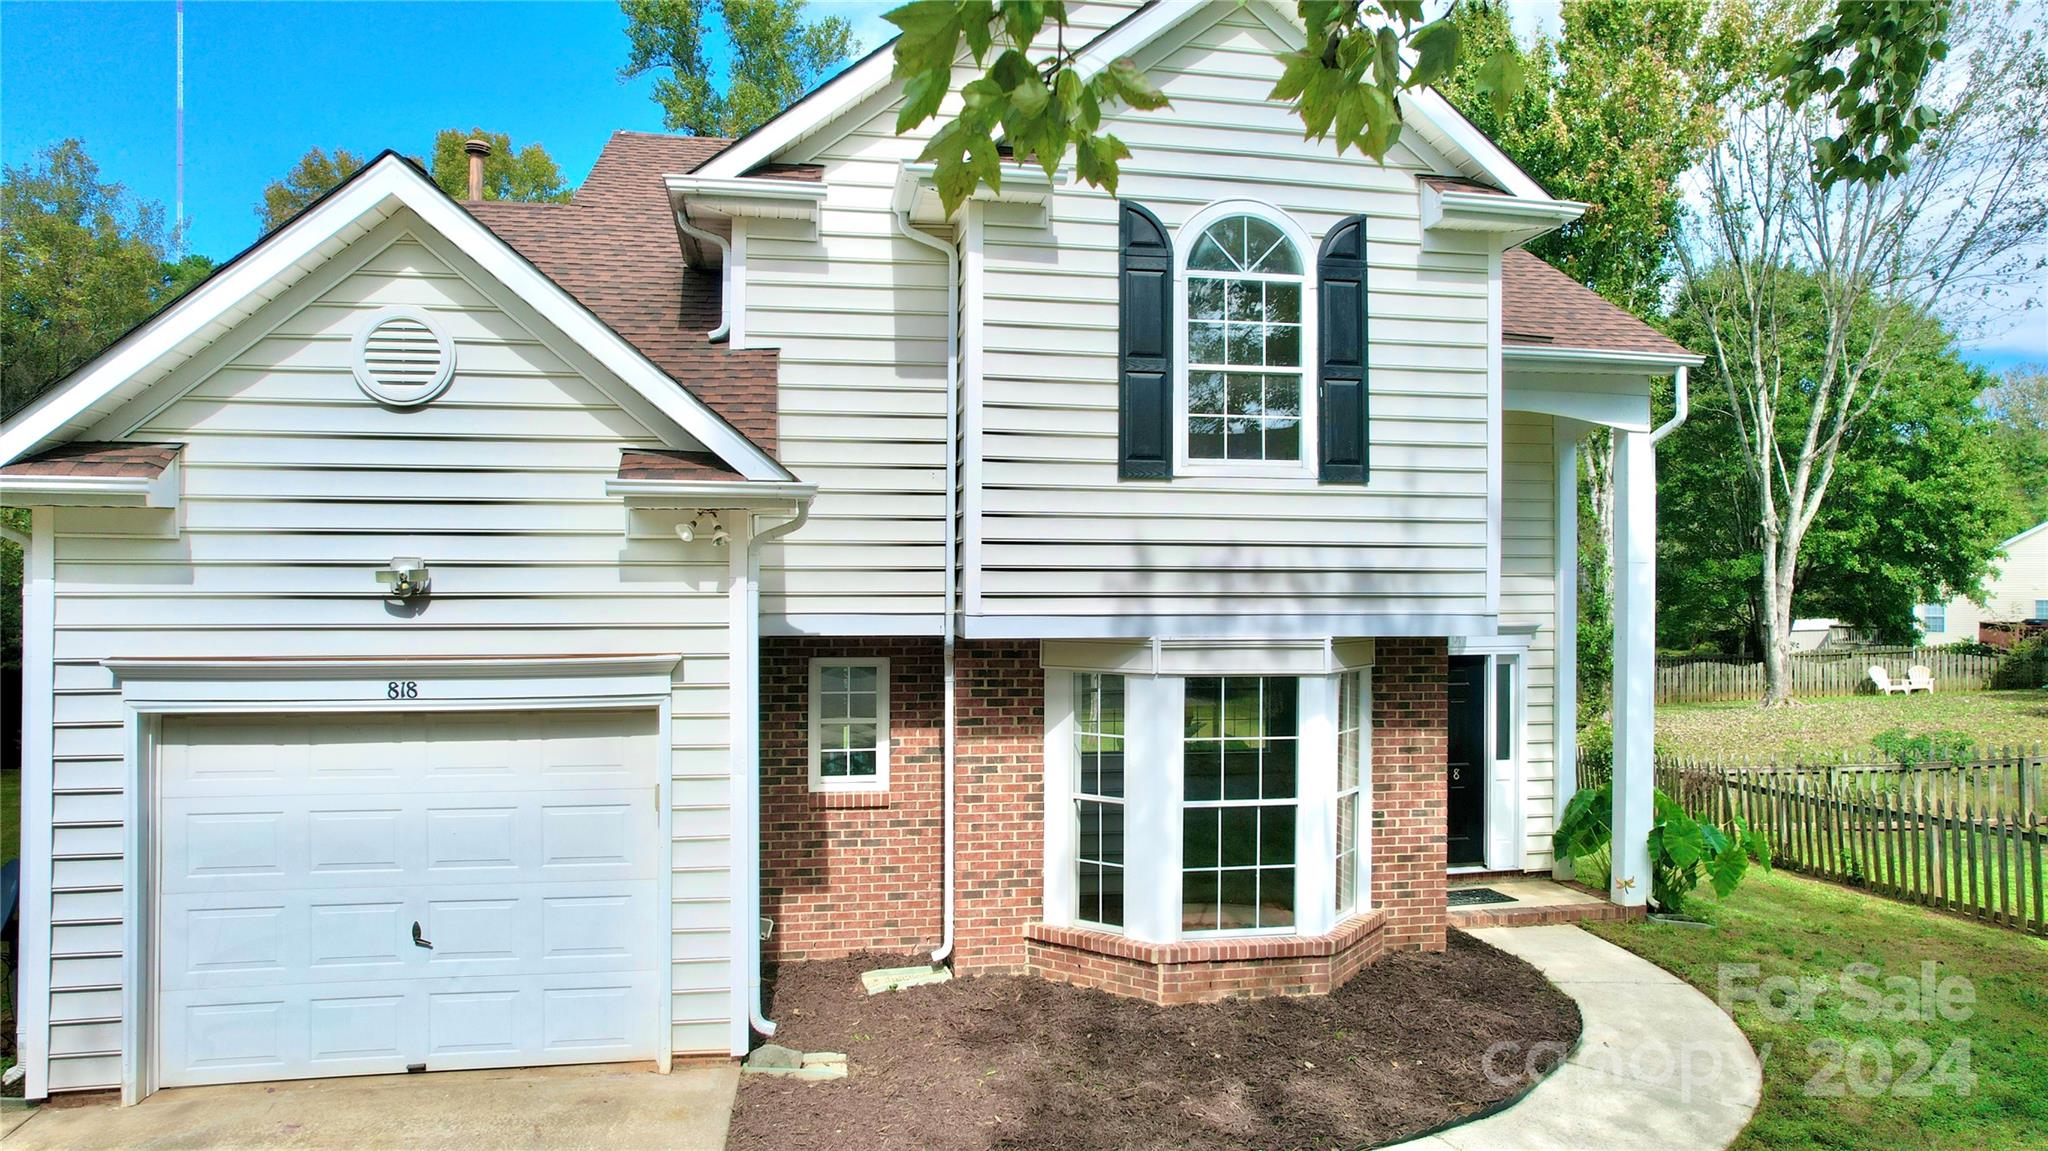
[621,0,855,136]
[1675,0,2048,700]
[428,129,573,203]
[255,147,368,234]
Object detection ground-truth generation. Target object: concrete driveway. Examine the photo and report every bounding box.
[4,1061,740,1151]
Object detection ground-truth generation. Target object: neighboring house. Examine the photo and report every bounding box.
[0,2,1691,1103]
[1917,520,2048,644]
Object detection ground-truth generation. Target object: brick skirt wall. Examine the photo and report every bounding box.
[1025,913,1388,1005]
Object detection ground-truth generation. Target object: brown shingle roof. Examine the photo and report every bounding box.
[1,441,180,478]
[1501,249,1693,359]
[618,448,743,482]
[467,131,780,455]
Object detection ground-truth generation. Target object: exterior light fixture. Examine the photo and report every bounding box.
[376,556,431,599]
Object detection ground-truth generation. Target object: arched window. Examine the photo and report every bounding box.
[1178,206,1313,470]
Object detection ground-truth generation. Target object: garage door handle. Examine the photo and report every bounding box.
[412,921,433,950]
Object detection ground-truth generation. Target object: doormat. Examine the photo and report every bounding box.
[1447,887,1518,908]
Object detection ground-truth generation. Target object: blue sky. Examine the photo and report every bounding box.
[5,0,2041,369]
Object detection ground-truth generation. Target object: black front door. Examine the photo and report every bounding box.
[1446,655,1486,867]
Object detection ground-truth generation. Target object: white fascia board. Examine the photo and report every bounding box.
[1402,88,1550,201]
[1422,186,1585,247]
[1504,343,1704,370]
[961,613,1502,641]
[0,463,178,509]
[2001,520,2047,548]
[606,478,817,507]
[895,162,1068,225]
[3,155,793,484]
[694,42,903,179]
[666,175,828,224]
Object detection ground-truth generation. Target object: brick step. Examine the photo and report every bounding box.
[1448,900,1646,929]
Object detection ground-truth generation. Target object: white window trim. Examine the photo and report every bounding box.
[808,656,890,793]
[1171,199,1320,480]
[1070,671,1129,932]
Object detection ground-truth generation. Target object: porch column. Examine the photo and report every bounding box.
[1609,428,1655,907]
[1552,424,1580,881]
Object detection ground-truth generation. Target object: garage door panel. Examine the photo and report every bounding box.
[156,710,663,1089]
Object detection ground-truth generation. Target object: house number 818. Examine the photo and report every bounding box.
[387,681,419,699]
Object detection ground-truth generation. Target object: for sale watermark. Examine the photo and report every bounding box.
[1480,961,1978,1103]
[1720,961,1978,1098]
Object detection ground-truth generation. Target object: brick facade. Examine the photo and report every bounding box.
[1370,636,1451,952]
[950,641,1045,973]
[760,634,1451,995]
[759,636,945,961]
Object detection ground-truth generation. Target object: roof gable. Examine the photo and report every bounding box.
[694,0,1552,203]
[1,152,791,482]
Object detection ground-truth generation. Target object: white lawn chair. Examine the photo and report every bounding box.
[1906,665,1936,693]
[1868,666,1912,695]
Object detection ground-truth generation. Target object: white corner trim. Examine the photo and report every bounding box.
[1,155,792,483]
[19,508,54,1100]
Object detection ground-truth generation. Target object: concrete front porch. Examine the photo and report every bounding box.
[2,1061,740,1151]
[1448,876,1644,929]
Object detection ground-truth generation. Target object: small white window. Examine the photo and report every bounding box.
[809,658,889,792]
[1917,603,1946,634]
[1334,671,1363,918]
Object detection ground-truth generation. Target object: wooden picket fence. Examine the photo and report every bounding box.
[1577,747,2048,937]
[1654,645,2006,703]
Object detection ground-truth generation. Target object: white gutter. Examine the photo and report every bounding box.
[892,182,961,966]
[735,500,812,1038]
[1650,364,1690,444]
[672,209,732,342]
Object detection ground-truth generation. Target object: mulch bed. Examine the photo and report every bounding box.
[728,929,1580,1151]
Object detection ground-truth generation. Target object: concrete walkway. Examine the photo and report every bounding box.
[3,1060,740,1151]
[1387,924,1761,1151]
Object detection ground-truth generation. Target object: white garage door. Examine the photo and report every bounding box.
[155,709,663,1088]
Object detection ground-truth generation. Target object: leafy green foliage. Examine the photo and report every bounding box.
[621,0,855,137]
[428,130,574,204]
[3,140,213,419]
[256,147,370,234]
[885,1,1506,216]
[1438,0,1744,319]
[1870,728,1975,768]
[1772,0,1953,186]
[1554,781,1771,914]
[1659,268,2027,652]
[885,0,1169,214]
[1983,365,2048,525]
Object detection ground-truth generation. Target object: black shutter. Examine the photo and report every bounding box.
[1317,215,1370,484]
[1118,201,1173,479]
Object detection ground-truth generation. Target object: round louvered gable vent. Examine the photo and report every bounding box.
[351,307,456,407]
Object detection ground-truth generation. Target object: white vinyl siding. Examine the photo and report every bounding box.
[1501,411,1559,870]
[970,6,1495,627]
[33,216,740,1091]
[745,4,1138,628]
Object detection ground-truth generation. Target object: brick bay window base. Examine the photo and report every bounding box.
[1026,911,1388,1005]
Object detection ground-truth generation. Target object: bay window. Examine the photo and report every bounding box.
[1046,648,1372,943]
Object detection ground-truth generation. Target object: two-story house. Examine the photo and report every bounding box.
[1,1,1695,1103]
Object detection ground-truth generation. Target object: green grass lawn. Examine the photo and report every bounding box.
[1587,868,2048,1151]
[1658,690,2048,761]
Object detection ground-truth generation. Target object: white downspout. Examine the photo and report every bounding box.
[737,502,810,1038]
[674,208,732,343]
[892,196,961,965]
[1650,364,1689,444]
